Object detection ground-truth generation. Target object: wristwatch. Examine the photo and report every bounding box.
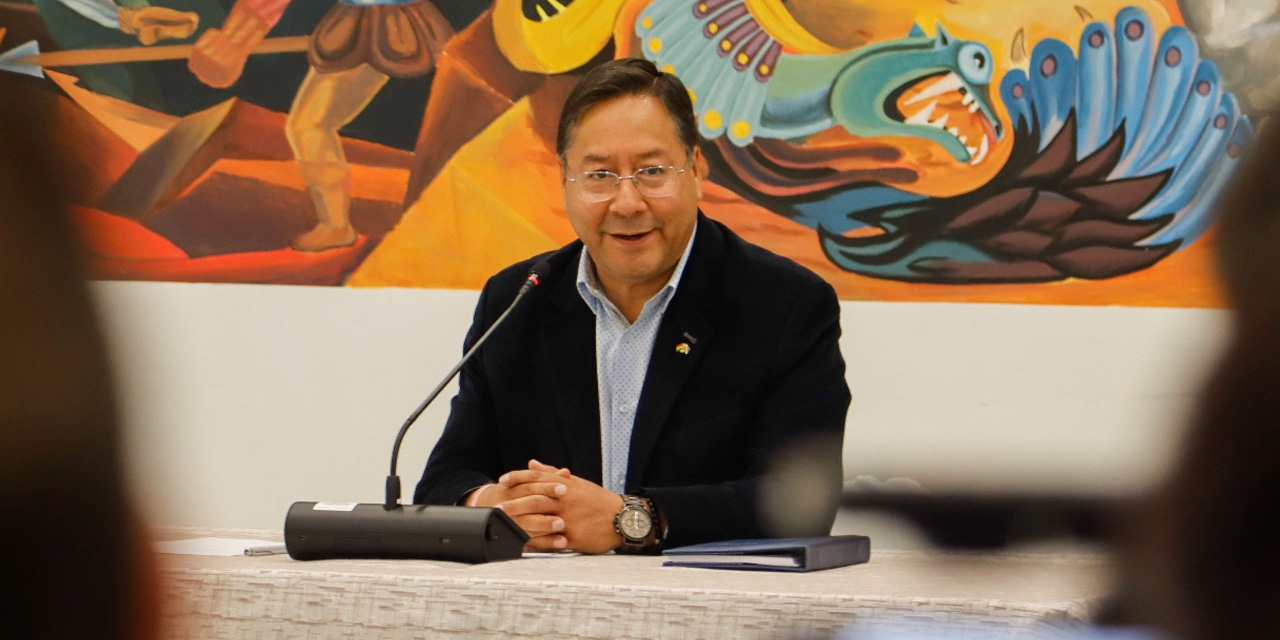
[613,494,653,552]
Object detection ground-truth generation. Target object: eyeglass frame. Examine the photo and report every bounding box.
[563,154,694,203]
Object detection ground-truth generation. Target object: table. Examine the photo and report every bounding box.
[155,527,1114,639]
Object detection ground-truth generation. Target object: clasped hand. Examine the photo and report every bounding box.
[469,460,624,554]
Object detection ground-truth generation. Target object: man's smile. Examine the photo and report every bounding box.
[607,230,655,245]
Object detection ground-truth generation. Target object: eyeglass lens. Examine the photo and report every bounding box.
[574,167,680,202]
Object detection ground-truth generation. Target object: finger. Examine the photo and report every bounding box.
[510,514,565,537]
[499,469,566,487]
[528,458,560,472]
[495,494,559,517]
[505,481,568,499]
[522,534,569,552]
[527,460,573,478]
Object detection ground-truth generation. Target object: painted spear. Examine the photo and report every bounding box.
[0,28,309,78]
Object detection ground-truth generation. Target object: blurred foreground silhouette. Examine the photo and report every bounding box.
[0,80,159,639]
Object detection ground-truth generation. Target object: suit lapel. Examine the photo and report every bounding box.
[626,214,723,490]
[539,244,604,483]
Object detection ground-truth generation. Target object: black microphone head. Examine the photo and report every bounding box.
[526,259,552,288]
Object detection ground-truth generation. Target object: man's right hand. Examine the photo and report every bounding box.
[187,3,271,88]
[467,462,571,551]
[494,460,629,554]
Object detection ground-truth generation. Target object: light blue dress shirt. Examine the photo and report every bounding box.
[575,227,697,494]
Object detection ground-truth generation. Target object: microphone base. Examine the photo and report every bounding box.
[284,502,528,563]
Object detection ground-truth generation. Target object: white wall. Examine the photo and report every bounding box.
[91,281,1232,536]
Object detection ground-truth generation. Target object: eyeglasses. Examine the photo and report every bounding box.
[564,157,691,203]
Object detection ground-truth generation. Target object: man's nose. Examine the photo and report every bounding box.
[608,176,646,215]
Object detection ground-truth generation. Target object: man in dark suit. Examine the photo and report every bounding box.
[414,58,850,554]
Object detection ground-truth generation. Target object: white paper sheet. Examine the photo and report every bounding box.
[155,537,279,556]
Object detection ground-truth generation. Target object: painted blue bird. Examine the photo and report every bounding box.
[813,6,1251,283]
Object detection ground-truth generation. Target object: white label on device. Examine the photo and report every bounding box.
[313,502,359,512]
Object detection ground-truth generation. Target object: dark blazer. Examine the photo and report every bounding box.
[414,214,850,548]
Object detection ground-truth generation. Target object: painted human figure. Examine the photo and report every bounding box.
[187,0,454,251]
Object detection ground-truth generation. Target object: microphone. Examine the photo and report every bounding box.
[284,260,552,562]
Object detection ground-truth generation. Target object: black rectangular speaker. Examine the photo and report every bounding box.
[284,502,529,563]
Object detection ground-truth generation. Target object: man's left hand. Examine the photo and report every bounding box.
[499,460,624,554]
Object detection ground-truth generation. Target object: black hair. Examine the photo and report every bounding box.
[555,58,699,163]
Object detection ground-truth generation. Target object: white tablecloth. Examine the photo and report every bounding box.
[155,527,1113,639]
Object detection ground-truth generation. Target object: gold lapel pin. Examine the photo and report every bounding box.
[675,342,691,355]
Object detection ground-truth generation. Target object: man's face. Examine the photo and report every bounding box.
[561,94,702,300]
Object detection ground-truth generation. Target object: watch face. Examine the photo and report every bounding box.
[619,507,652,539]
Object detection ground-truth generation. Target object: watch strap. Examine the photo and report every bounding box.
[614,494,652,552]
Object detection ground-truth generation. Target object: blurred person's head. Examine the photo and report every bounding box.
[1125,119,1280,640]
[0,83,157,638]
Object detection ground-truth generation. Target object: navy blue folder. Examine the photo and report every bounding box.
[662,535,870,572]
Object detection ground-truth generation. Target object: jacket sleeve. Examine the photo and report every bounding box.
[642,283,849,549]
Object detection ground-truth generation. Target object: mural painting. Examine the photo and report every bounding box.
[1,0,1274,306]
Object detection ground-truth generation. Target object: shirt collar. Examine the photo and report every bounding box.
[576,224,698,318]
